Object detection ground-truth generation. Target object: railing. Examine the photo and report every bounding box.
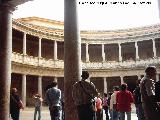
[12,52,160,70]
[12,52,64,68]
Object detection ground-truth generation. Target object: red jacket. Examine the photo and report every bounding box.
[116,90,134,112]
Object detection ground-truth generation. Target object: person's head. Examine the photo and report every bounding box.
[98,93,101,97]
[121,83,127,91]
[108,92,113,97]
[81,71,89,80]
[113,86,119,91]
[11,88,18,94]
[145,66,157,79]
[104,93,107,97]
[51,81,58,87]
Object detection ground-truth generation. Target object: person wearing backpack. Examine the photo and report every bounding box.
[133,79,145,120]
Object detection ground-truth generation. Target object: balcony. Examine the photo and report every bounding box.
[12,52,160,70]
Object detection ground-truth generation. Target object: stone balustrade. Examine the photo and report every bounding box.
[12,52,160,70]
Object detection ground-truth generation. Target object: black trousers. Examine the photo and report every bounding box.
[77,103,96,120]
[10,109,20,120]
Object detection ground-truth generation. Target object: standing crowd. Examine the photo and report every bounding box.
[72,66,160,120]
[9,66,160,120]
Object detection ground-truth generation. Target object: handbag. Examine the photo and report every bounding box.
[18,100,24,109]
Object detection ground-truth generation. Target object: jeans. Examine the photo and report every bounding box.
[135,103,145,120]
[77,103,96,120]
[49,106,61,120]
[34,107,41,120]
[110,109,119,120]
[119,111,131,120]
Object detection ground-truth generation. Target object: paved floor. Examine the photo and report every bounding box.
[16,106,138,120]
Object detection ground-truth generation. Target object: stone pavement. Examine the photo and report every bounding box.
[16,106,138,120]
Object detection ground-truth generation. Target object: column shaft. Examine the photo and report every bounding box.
[64,0,81,119]
[103,77,107,93]
[38,38,41,57]
[118,43,122,61]
[23,32,26,55]
[137,75,141,80]
[156,74,159,82]
[135,41,139,60]
[0,4,14,120]
[120,76,124,84]
[38,76,42,96]
[54,40,57,60]
[152,39,157,58]
[22,74,26,107]
[54,77,58,88]
[86,43,89,62]
[102,44,105,62]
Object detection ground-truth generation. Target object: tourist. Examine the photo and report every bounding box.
[10,88,24,120]
[140,66,160,120]
[116,83,134,120]
[110,86,119,120]
[33,93,43,120]
[103,93,109,120]
[95,93,103,120]
[46,81,61,120]
[133,79,145,120]
[72,71,98,120]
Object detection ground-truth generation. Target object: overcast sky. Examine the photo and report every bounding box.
[13,0,160,30]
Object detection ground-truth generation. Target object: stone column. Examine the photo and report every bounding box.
[118,43,122,62]
[54,40,57,60]
[135,41,139,60]
[54,77,58,88]
[137,75,141,80]
[86,43,89,62]
[157,0,160,19]
[64,0,81,119]
[38,76,42,96]
[38,38,42,58]
[120,76,124,84]
[156,74,159,82]
[152,39,157,58]
[23,32,26,55]
[102,44,105,62]
[54,77,58,82]
[0,4,15,120]
[22,74,26,107]
[103,77,107,93]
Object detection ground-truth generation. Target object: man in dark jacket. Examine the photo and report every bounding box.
[133,79,145,120]
[72,71,98,120]
[140,66,160,120]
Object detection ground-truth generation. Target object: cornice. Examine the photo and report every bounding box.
[12,17,160,43]
[12,20,64,41]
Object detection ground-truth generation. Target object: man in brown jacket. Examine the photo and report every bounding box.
[140,66,160,120]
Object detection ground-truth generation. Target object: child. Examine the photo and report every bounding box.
[33,93,43,120]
